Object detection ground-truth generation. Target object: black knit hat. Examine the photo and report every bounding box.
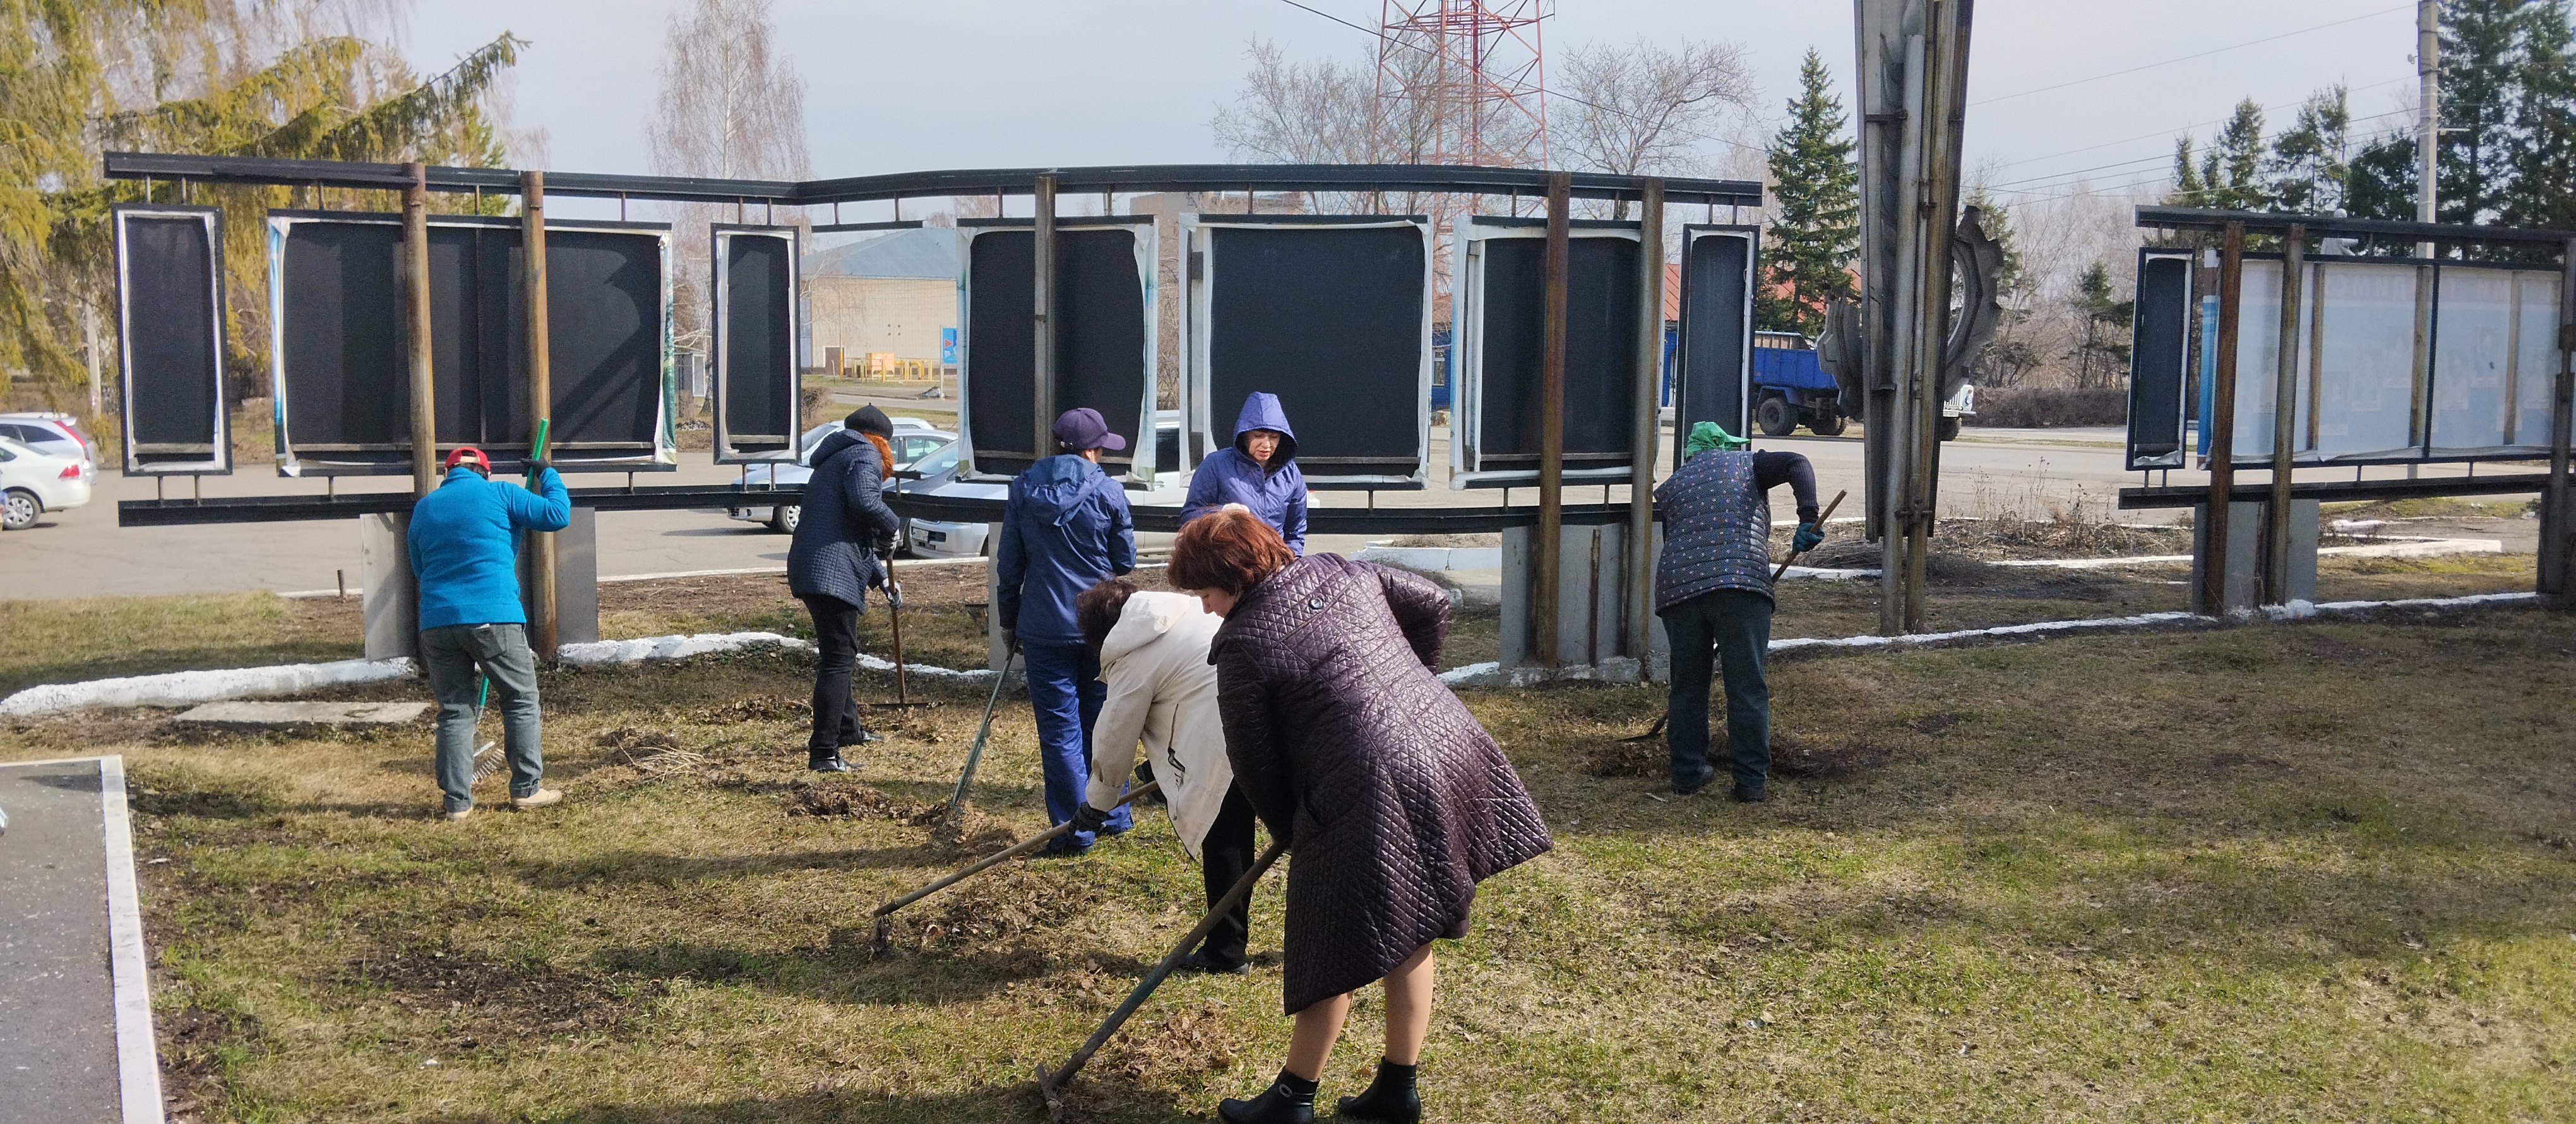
[844,405,895,438]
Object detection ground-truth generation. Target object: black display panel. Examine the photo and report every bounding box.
[1674,225,1757,468]
[962,221,1150,479]
[712,225,797,462]
[269,210,671,475]
[1467,227,1642,482]
[2127,249,2193,469]
[1203,222,1428,484]
[114,205,229,473]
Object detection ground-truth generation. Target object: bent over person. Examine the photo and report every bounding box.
[1655,421,1822,802]
[787,406,905,773]
[1171,510,1553,1124]
[1071,577,1252,974]
[408,446,570,821]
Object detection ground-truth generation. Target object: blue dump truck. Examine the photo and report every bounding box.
[1750,331,1848,436]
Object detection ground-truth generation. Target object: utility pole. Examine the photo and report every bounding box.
[2412,0,2438,481]
[522,170,558,659]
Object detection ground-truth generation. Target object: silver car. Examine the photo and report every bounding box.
[728,419,955,534]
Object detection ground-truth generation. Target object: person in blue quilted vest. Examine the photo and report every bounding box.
[1654,421,1821,802]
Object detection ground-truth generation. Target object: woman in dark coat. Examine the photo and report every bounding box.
[785,405,902,772]
[1168,509,1553,1124]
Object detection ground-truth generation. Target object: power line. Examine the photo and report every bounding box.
[1983,105,2416,196]
[1979,76,2414,177]
[1969,4,2415,106]
[1271,0,1772,159]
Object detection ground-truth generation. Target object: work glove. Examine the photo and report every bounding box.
[1792,522,1825,553]
[524,457,552,474]
[882,578,903,609]
[1070,803,1111,836]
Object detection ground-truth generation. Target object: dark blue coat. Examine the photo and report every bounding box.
[787,430,902,608]
[1181,391,1308,554]
[998,454,1136,646]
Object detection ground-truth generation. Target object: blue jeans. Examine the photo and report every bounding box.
[1022,640,1130,847]
[420,622,544,813]
[1661,589,1772,794]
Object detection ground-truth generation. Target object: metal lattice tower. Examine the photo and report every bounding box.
[1374,1,1551,170]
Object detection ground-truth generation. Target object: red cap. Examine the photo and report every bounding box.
[443,446,492,474]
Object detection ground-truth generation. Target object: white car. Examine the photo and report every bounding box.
[0,412,99,467]
[727,417,955,534]
[900,439,1009,558]
[0,435,94,530]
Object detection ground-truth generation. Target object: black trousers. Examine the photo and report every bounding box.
[801,595,866,758]
[1196,784,1258,967]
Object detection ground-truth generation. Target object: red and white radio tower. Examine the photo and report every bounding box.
[1374,0,1551,170]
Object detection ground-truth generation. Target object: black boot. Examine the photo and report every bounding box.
[1335,1058,1421,1123]
[808,753,852,773]
[1217,1068,1316,1123]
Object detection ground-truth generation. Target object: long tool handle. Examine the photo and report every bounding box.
[885,554,908,705]
[1771,489,1851,581]
[1042,839,1289,1097]
[948,650,1015,809]
[872,779,1162,921]
[524,417,552,487]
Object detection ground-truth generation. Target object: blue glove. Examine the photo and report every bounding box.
[1792,522,1824,553]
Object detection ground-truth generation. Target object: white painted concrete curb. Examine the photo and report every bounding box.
[0,657,415,719]
[556,631,998,682]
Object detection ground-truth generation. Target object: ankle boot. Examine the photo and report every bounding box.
[1217,1068,1316,1123]
[1335,1057,1421,1123]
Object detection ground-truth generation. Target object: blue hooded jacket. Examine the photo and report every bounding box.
[998,453,1136,646]
[1181,392,1308,554]
[407,465,571,630]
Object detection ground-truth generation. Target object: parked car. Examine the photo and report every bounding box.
[0,435,94,530]
[0,412,99,466]
[900,439,1009,558]
[727,417,955,533]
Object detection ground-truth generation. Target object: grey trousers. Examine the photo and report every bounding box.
[420,623,544,812]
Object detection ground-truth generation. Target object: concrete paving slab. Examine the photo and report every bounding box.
[0,756,158,1123]
[174,700,430,726]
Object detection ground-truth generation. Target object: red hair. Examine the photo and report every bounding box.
[1169,508,1295,596]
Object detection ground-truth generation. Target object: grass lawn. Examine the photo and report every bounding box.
[4,566,2575,1121]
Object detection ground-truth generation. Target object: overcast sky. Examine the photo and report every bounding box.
[404,0,2424,217]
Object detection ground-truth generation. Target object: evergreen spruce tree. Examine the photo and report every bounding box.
[2266,86,2352,213]
[1760,49,1859,337]
[2200,100,2270,210]
[2439,0,2529,225]
[2069,263,2135,390]
[2168,137,2209,206]
[2507,0,2576,229]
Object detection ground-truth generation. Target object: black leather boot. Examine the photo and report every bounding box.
[1335,1057,1421,1123]
[808,753,852,773]
[1217,1068,1316,1123]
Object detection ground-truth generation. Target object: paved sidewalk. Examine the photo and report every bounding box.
[0,756,158,1124]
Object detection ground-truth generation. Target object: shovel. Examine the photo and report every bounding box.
[868,779,1161,954]
[1037,840,1289,1118]
[862,550,933,710]
[1621,490,1849,744]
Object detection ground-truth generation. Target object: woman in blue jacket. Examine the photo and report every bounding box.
[1183,392,1308,556]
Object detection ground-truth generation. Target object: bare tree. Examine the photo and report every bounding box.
[1555,38,1753,217]
[648,0,809,356]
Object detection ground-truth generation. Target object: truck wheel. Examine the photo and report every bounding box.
[1806,410,1847,437]
[1937,416,1962,442]
[1755,395,1798,437]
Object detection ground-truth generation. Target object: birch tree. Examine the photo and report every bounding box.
[648,0,809,355]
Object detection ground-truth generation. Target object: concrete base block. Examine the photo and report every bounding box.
[360,513,415,660]
[174,701,430,727]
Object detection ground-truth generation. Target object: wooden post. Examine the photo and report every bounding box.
[2266,224,2304,605]
[1628,179,1666,665]
[1534,171,1571,666]
[2541,237,2576,605]
[522,170,558,658]
[1032,174,1058,460]
[2203,220,2246,614]
[404,162,436,497]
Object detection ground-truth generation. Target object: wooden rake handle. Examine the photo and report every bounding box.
[1772,489,1850,581]
[871,779,1162,921]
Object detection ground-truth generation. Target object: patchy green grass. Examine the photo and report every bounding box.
[0,592,359,695]
[6,594,2575,1121]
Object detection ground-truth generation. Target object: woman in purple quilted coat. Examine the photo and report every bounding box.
[1169,509,1553,1124]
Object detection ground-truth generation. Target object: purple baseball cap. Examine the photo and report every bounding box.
[1051,407,1128,451]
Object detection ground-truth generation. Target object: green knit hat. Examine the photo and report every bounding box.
[1686,421,1750,456]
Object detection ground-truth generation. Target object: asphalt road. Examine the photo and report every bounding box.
[0,417,2512,601]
